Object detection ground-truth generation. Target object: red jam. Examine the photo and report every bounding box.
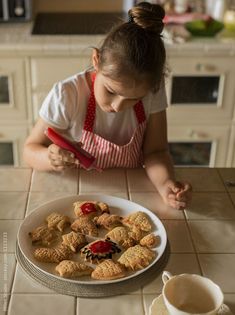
[81,202,97,215]
[90,241,112,253]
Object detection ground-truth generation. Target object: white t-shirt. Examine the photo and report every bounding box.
[39,70,168,145]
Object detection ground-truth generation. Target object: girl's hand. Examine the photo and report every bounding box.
[159,179,192,210]
[48,143,80,172]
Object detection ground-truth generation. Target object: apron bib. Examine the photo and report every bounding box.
[80,75,147,169]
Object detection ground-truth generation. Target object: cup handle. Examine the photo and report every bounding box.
[162,271,173,284]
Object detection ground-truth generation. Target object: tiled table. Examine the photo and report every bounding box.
[0,167,235,315]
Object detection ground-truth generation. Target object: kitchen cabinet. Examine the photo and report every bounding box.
[31,56,90,122]
[166,55,235,167]
[0,57,31,166]
[0,125,28,166]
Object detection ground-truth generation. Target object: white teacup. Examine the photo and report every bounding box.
[162,271,224,315]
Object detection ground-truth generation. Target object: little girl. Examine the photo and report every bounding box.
[23,2,191,210]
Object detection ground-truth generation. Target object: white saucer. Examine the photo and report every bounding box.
[149,295,233,315]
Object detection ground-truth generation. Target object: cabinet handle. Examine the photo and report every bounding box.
[187,129,208,139]
[195,64,216,72]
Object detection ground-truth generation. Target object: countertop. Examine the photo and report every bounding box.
[0,167,235,315]
[1,22,235,56]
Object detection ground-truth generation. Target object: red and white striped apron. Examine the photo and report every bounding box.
[80,76,147,169]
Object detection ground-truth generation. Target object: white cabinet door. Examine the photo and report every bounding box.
[0,125,28,166]
[0,58,28,121]
[168,124,230,167]
[31,56,90,90]
[228,126,235,167]
[166,56,235,123]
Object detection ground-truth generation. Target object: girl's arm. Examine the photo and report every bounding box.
[143,110,191,209]
[23,118,78,171]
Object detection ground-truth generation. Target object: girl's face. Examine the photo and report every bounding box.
[93,71,150,113]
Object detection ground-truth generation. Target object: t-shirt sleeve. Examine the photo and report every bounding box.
[149,79,168,114]
[39,81,76,130]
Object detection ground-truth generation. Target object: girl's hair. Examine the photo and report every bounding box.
[98,2,166,92]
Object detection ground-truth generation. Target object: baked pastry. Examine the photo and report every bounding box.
[71,216,98,237]
[122,211,152,232]
[128,225,145,242]
[34,244,72,263]
[91,259,125,280]
[140,233,159,248]
[55,260,93,278]
[73,201,100,218]
[97,202,110,214]
[81,239,121,264]
[28,225,59,246]
[94,213,122,230]
[62,231,87,252]
[118,245,155,270]
[105,226,135,249]
[46,212,70,232]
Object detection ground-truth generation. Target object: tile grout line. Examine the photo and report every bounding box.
[124,170,130,200]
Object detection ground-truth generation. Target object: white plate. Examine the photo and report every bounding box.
[18,194,167,285]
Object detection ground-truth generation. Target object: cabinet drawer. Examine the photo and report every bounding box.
[168,124,230,167]
[0,58,28,121]
[166,56,235,122]
[31,56,90,89]
[0,126,28,166]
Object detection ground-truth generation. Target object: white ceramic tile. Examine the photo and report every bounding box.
[79,169,127,193]
[0,294,10,315]
[26,191,75,215]
[163,220,194,253]
[0,220,22,253]
[0,169,32,192]
[143,253,201,294]
[175,168,225,192]
[0,192,28,219]
[223,294,235,313]
[127,169,156,192]
[198,254,235,292]
[80,191,129,199]
[130,192,184,220]
[8,294,75,315]
[185,192,235,220]
[31,169,78,192]
[77,295,144,315]
[218,168,235,192]
[12,264,54,294]
[0,254,16,293]
[188,220,235,253]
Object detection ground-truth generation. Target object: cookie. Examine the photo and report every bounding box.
[94,213,122,230]
[71,216,98,237]
[29,225,59,246]
[105,226,135,249]
[118,245,155,270]
[140,233,160,248]
[122,211,152,232]
[91,259,125,280]
[62,231,87,252]
[34,244,73,263]
[46,212,70,232]
[55,260,93,278]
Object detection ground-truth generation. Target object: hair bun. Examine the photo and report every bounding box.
[128,2,165,34]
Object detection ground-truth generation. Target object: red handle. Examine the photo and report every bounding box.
[45,127,96,170]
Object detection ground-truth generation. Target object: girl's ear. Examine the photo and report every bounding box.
[92,48,100,71]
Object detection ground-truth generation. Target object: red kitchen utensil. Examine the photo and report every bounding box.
[45,127,102,171]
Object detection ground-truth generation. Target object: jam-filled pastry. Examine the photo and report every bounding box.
[73,201,100,218]
[140,233,160,248]
[71,216,98,237]
[28,225,58,246]
[105,226,135,249]
[81,239,121,264]
[91,259,125,280]
[122,211,152,232]
[34,244,73,263]
[94,213,122,230]
[118,245,155,270]
[62,231,87,252]
[55,260,93,278]
[128,225,145,242]
[46,212,70,232]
